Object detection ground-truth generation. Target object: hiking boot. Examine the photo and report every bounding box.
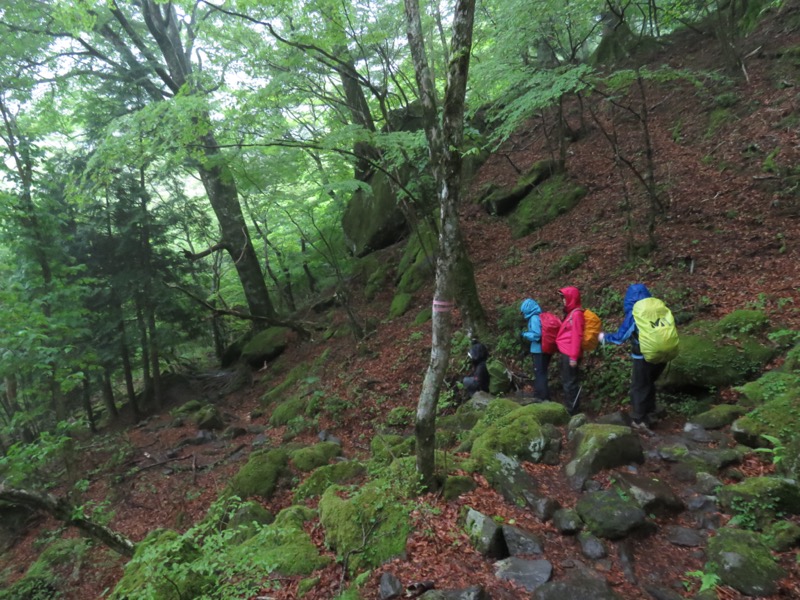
[631,420,654,436]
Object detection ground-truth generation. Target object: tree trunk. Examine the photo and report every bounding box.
[81,374,97,434]
[405,0,476,490]
[0,485,135,557]
[101,366,119,421]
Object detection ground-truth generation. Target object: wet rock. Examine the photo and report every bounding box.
[464,509,508,558]
[379,572,403,599]
[689,404,745,430]
[577,532,607,559]
[706,528,785,596]
[575,490,647,540]
[665,526,705,547]
[693,472,722,496]
[494,557,552,592]
[533,573,623,600]
[552,508,583,535]
[615,472,685,516]
[682,423,714,443]
[502,525,544,555]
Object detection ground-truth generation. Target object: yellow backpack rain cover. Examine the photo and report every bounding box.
[632,297,679,363]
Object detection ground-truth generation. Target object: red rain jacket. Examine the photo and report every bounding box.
[556,286,584,361]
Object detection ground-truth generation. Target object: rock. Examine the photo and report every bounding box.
[763,520,800,552]
[483,453,559,519]
[552,508,583,534]
[494,557,552,592]
[665,526,705,547]
[465,391,493,410]
[642,584,684,600]
[718,476,800,527]
[464,509,508,558]
[689,405,746,429]
[240,327,292,368]
[614,472,685,516]
[502,525,544,555]
[533,573,623,599]
[379,572,403,600]
[318,430,343,445]
[682,423,714,443]
[443,476,477,501]
[706,528,785,596]
[616,539,637,583]
[222,426,247,439]
[693,473,722,496]
[564,424,643,490]
[594,411,629,427]
[577,532,607,559]
[419,586,490,600]
[575,490,647,540]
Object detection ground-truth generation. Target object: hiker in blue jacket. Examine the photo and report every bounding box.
[599,283,666,432]
[521,298,551,401]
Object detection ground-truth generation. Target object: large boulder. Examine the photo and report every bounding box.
[706,528,785,596]
[614,472,685,516]
[575,490,648,539]
[718,477,800,528]
[508,174,587,238]
[471,406,562,466]
[227,449,288,499]
[342,169,409,257]
[564,424,643,489]
[240,327,292,368]
[464,508,508,558]
[477,159,560,216]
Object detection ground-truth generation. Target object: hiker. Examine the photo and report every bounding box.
[599,283,671,432]
[556,286,584,415]
[462,340,490,398]
[520,298,553,400]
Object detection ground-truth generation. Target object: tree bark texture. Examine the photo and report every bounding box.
[405,0,476,489]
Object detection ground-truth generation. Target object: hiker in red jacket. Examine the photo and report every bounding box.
[556,286,584,415]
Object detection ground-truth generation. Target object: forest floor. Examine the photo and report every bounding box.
[3,3,800,600]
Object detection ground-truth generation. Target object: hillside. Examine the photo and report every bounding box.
[2,3,800,600]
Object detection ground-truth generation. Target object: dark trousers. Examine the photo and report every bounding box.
[631,358,666,422]
[532,353,552,400]
[560,354,581,415]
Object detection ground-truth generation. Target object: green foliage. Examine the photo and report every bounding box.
[685,568,721,593]
[0,538,88,600]
[549,250,588,277]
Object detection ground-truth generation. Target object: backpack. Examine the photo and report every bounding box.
[632,297,680,363]
[539,312,562,354]
[581,309,602,353]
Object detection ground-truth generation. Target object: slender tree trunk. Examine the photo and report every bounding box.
[136,301,152,409]
[82,374,97,434]
[405,0,476,489]
[101,366,119,421]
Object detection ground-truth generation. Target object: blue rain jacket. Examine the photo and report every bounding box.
[603,283,652,358]
[520,298,543,354]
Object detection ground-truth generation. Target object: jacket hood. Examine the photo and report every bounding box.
[559,286,581,313]
[623,283,651,314]
[520,298,541,318]
[468,342,489,363]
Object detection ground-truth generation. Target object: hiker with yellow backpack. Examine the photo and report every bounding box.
[599,283,680,433]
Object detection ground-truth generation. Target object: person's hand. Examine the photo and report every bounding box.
[598,332,605,343]
[569,359,577,367]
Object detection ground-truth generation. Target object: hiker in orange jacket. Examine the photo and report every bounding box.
[556,286,584,415]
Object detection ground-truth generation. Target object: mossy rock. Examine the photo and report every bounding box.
[575,490,647,539]
[734,370,800,406]
[689,404,746,429]
[782,343,800,373]
[412,308,432,325]
[564,425,643,489]
[763,520,800,552]
[261,363,308,406]
[273,505,318,528]
[294,461,367,500]
[319,481,411,572]
[342,169,409,257]
[226,501,275,544]
[370,434,415,465]
[731,392,800,447]
[480,159,560,216]
[298,576,321,597]
[270,396,309,426]
[714,309,770,337]
[111,530,208,600]
[172,399,204,416]
[706,528,785,596]
[289,442,342,472]
[0,539,87,600]
[458,398,522,452]
[718,477,800,528]
[661,331,774,391]
[508,174,587,239]
[228,449,288,499]
[194,405,224,430]
[389,292,413,319]
[396,223,437,294]
[241,326,292,368]
[443,475,477,500]
[360,255,391,301]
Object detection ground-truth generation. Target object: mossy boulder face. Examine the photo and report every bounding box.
[479,159,560,216]
[241,326,292,368]
[706,528,786,596]
[319,481,411,572]
[458,398,522,451]
[371,433,416,466]
[111,530,208,600]
[735,370,800,406]
[443,475,478,500]
[289,442,343,472]
[731,391,800,448]
[470,403,567,466]
[661,312,776,392]
[396,222,437,293]
[718,477,800,528]
[231,506,331,577]
[194,405,225,430]
[575,490,648,539]
[564,425,643,490]
[172,399,204,416]
[508,175,588,239]
[294,461,366,501]
[355,253,392,301]
[763,520,800,552]
[689,404,747,429]
[388,292,413,318]
[342,169,409,257]
[270,396,310,426]
[226,501,275,544]
[228,449,288,499]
